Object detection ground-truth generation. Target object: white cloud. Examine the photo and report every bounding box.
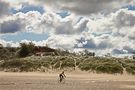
[34,0,133,15]
[12,11,89,35]
[0,19,25,34]
[0,0,10,17]
[112,9,135,28]
[0,39,19,47]
[45,35,77,50]
[1,0,135,56]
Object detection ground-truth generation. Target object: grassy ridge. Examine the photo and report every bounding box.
[0,56,135,75]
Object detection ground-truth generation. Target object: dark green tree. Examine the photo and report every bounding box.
[18,42,35,57]
[18,43,29,57]
[27,42,35,55]
[84,49,95,56]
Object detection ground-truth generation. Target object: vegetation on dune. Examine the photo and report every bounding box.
[0,56,134,74]
[0,47,18,60]
[123,60,135,75]
[0,42,135,74]
[78,57,123,74]
[126,65,135,75]
[18,42,35,57]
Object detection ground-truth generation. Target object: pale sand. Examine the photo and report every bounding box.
[0,71,135,81]
[0,71,135,90]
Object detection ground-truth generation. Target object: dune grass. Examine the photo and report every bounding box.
[0,56,135,74]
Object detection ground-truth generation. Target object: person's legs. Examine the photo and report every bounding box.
[59,74,62,82]
[59,75,63,82]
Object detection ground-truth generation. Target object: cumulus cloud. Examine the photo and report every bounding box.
[35,0,132,15]
[2,8,135,56]
[111,49,126,54]
[59,0,126,15]
[1,0,135,56]
[123,46,135,54]
[45,35,77,50]
[112,9,135,28]
[54,17,89,35]
[129,0,135,5]
[87,9,135,35]
[14,11,88,35]
[0,0,10,17]
[0,19,25,34]
[11,2,45,14]
[73,8,135,55]
[0,39,19,47]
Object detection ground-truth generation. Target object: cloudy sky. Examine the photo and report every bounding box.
[0,0,135,56]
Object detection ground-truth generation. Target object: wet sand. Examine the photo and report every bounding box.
[0,72,135,90]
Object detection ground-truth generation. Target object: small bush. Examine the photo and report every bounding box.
[96,63,123,74]
[1,59,34,72]
[126,65,135,75]
[79,63,91,71]
[78,58,123,74]
[54,61,60,68]
[61,59,75,69]
[1,59,23,68]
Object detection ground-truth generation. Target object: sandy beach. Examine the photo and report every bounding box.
[0,71,135,90]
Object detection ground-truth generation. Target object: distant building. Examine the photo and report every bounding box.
[34,46,56,56]
[104,53,112,58]
[78,49,95,57]
[0,44,3,47]
[133,55,135,59]
[0,44,3,48]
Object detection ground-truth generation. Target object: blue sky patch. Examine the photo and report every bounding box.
[123,5,135,11]
[11,3,45,14]
[127,5,135,10]
[56,10,70,18]
[2,32,49,42]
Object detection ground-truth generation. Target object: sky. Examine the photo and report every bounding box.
[0,0,135,56]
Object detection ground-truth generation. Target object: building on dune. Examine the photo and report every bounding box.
[34,46,56,56]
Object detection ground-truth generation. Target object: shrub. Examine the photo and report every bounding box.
[79,63,91,71]
[18,42,35,58]
[78,58,123,74]
[61,60,75,69]
[18,45,30,57]
[1,59,34,72]
[1,59,23,68]
[126,65,135,75]
[96,63,123,74]
[0,48,16,60]
[78,60,97,71]
[54,61,60,68]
